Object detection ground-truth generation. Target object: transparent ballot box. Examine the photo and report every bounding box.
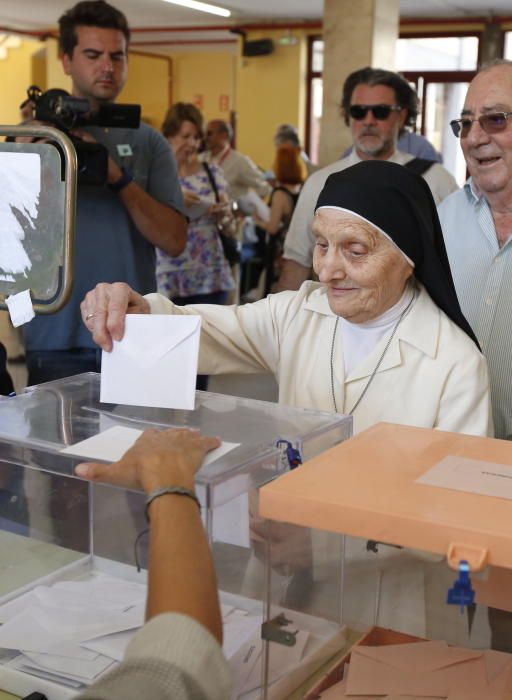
[260,422,512,697]
[0,372,352,699]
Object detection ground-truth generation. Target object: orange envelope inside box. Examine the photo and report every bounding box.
[318,677,376,699]
[482,650,512,694]
[319,677,434,699]
[345,641,486,697]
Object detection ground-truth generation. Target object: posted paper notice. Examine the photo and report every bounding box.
[416,455,512,500]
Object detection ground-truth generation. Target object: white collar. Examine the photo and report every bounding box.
[341,282,415,331]
[338,284,416,378]
[303,281,438,361]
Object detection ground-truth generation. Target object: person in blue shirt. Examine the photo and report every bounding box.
[23,0,187,385]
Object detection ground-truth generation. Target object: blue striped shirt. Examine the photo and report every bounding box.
[439,180,512,439]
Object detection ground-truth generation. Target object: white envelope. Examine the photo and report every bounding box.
[100,314,201,410]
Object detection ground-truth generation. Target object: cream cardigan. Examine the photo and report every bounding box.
[146,281,492,437]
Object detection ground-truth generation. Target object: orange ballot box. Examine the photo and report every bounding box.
[259,422,512,673]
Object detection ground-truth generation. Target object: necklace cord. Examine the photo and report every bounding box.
[330,291,417,415]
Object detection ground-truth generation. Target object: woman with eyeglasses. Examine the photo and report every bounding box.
[157,103,236,390]
[81,160,491,440]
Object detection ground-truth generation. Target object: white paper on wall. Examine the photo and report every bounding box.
[5,289,34,327]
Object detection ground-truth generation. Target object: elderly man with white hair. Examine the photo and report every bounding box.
[202,119,270,204]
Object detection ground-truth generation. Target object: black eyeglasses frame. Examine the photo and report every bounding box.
[349,104,403,121]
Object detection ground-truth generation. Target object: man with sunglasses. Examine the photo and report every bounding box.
[439,61,512,445]
[277,67,457,292]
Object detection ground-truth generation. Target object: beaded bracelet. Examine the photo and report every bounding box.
[144,486,201,523]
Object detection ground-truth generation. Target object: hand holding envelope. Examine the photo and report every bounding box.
[100,314,201,410]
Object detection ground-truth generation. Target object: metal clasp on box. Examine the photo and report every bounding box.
[261,613,298,646]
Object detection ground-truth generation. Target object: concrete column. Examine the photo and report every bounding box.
[319,0,399,166]
[479,22,505,66]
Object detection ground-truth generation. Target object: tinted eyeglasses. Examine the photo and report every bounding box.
[450,112,512,138]
[349,104,403,121]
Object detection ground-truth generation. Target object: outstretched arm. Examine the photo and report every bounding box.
[81,281,284,376]
[75,428,223,640]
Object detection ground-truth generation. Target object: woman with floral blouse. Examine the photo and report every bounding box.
[157,103,235,307]
[157,104,235,388]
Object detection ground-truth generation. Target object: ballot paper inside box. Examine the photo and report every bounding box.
[0,372,352,700]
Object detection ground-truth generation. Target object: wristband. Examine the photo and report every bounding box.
[108,167,133,192]
[145,486,201,522]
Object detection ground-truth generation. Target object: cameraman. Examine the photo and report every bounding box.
[23,0,187,384]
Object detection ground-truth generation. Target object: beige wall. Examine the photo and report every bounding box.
[169,30,311,171]
[170,51,234,125]
[120,51,172,128]
[235,30,307,170]
[0,38,45,125]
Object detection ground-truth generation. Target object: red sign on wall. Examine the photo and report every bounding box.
[192,94,204,110]
[219,94,230,112]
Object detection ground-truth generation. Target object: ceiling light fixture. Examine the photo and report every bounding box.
[162,0,231,18]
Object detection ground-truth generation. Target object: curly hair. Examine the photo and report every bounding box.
[161,103,204,139]
[58,1,130,56]
[341,67,419,128]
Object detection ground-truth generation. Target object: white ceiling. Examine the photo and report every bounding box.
[0,1,320,31]
[1,0,512,48]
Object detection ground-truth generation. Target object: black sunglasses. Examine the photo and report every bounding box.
[450,111,512,138]
[349,104,403,121]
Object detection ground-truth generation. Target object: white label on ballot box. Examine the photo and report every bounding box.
[417,455,512,500]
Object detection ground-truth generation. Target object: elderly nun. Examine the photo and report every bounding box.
[82,160,492,437]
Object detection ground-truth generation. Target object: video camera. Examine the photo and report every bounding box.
[27,85,141,186]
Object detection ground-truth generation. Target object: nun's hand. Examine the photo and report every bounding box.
[80,282,150,352]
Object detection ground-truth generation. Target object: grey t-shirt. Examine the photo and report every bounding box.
[24,122,184,351]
